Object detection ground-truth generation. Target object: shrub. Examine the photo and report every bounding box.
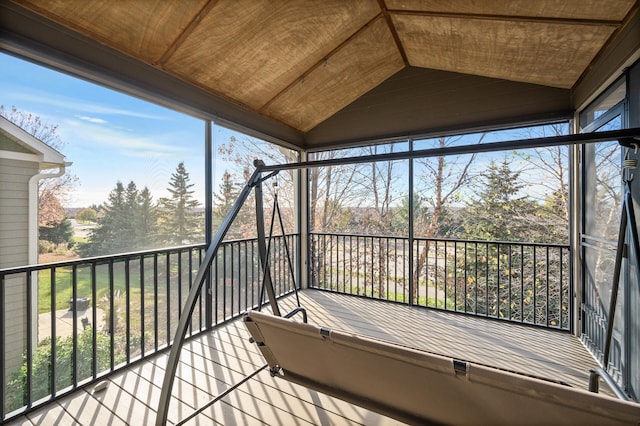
[38,240,56,254]
[4,327,126,412]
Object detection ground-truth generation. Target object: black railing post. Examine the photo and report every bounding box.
[0,273,4,419]
[108,261,114,371]
[50,267,57,397]
[165,252,170,346]
[72,265,78,387]
[177,251,183,324]
[140,255,145,358]
[125,258,130,363]
[91,262,97,378]
[408,140,414,306]
[560,247,564,330]
[26,271,33,408]
[153,254,159,351]
[205,120,213,330]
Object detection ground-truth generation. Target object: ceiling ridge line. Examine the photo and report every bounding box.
[156,0,220,67]
[387,9,623,27]
[258,12,387,115]
[377,0,409,67]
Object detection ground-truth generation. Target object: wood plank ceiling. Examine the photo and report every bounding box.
[8,0,639,136]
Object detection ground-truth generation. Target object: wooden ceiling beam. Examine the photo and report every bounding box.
[259,12,387,114]
[386,10,623,27]
[157,0,220,67]
[377,0,409,66]
[382,0,635,23]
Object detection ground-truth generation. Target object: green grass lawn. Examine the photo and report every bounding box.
[39,267,104,313]
[38,264,137,313]
[37,259,190,314]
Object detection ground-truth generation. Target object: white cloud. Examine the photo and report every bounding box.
[6,91,167,120]
[61,118,188,158]
[77,115,107,124]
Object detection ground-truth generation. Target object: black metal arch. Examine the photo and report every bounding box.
[157,127,640,425]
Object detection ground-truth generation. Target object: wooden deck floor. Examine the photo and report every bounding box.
[7,290,602,425]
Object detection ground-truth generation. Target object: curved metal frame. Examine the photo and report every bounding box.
[156,163,265,425]
[156,128,640,425]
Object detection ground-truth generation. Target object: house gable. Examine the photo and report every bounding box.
[0,115,66,168]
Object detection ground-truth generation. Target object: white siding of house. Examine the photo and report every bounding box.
[0,158,33,267]
[0,158,36,379]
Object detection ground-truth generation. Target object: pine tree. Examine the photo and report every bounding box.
[212,169,260,239]
[159,162,202,245]
[81,181,128,256]
[39,217,74,247]
[463,160,540,242]
[80,181,160,256]
[214,171,239,213]
[213,170,240,228]
[136,187,159,248]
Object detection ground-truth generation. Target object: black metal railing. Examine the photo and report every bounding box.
[0,234,298,422]
[309,233,571,330]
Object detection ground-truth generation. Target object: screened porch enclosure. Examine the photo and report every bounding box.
[4,127,640,423]
[2,0,640,424]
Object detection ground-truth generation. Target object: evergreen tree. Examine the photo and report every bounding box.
[80,182,128,256]
[213,170,240,224]
[159,162,202,245]
[136,187,159,248]
[121,181,158,248]
[125,181,139,212]
[39,217,74,247]
[393,193,428,234]
[82,182,133,254]
[213,169,257,238]
[463,160,540,242]
[79,181,159,256]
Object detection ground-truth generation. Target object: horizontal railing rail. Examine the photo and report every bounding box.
[0,234,298,422]
[309,232,571,330]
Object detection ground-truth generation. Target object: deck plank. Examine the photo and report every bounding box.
[5,289,609,425]
[57,389,128,426]
[4,415,34,426]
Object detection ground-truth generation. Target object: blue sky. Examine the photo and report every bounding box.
[1,52,568,210]
[1,53,211,207]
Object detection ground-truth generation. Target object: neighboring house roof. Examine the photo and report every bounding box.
[0,115,66,169]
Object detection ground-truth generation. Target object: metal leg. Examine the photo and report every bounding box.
[254,165,281,317]
[602,195,627,369]
[156,166,264,426]
[602,183,640,380]
[589,368,631,401]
